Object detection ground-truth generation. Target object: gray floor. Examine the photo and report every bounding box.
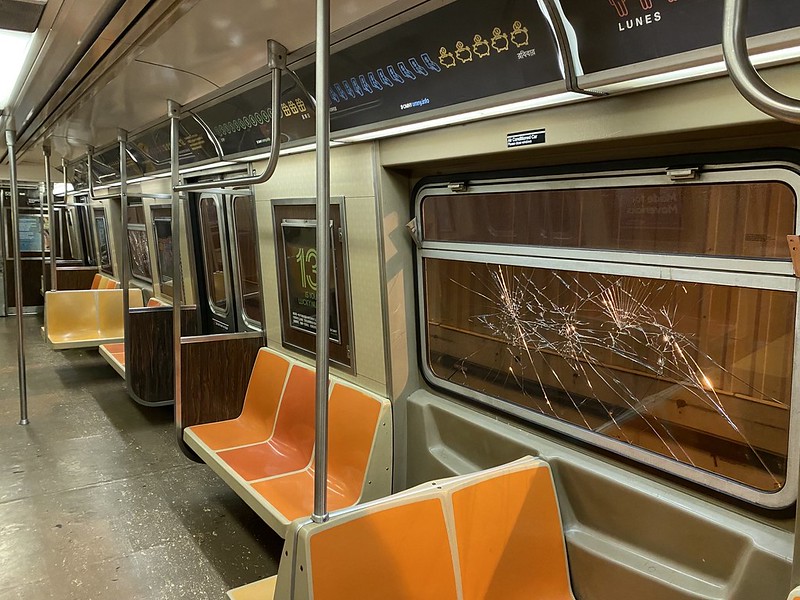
[0,316,283,599]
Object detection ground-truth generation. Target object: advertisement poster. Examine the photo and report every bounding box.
[280,221,341,343]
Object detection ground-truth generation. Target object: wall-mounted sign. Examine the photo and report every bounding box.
[17,215,42,253]
[193,0,561,157]
[507,128,546,148]
[558,0,800,74]
[281,221,342,342]
[297,0,562,133]
[273,200,353,371]
[195,78,315,157]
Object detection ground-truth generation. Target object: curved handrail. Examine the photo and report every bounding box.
[722,0,800,125]
[173,39,288,193]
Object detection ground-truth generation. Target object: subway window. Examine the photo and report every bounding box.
[151,206,175,298]
[199,196,229,316]
[417,164,800,506]
[127,204,152,283]
[232,195,262,327]
[93,207,113,276]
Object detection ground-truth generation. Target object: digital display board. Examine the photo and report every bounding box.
[559,0,800,74]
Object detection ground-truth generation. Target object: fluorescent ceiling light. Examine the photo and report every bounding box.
[53,183,74,196]
[233,141,345,163]
[594,44,800,94]
[179,160,235,174]
[334,92,587,143]
[0,29,33,108]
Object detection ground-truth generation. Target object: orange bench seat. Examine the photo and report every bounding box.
[98,298,168,377]
[260,456,574,600]
[184,347,393,538]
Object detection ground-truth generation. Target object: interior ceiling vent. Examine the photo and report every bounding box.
[0,0,46,33]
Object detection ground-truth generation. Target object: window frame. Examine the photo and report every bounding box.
[414,161,800,509]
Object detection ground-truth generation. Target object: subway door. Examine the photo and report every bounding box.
[227,194,263,332]
[192,194,237,334]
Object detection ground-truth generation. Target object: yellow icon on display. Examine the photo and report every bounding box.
[455,41,473,63]
[439,46,456,69]
[510,21,529,48]
[491,27,509,53]
[472,34,490,58]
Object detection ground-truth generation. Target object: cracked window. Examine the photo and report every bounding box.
[419,176,798,498]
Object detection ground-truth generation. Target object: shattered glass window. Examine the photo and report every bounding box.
[420,179,797,496]
[127,227,152,282]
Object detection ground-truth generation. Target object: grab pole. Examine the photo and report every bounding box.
[312,0,331,524]
[168,99,183,441]
[41,143,50,300]
[5,118,28,425]
[118,129,130,385]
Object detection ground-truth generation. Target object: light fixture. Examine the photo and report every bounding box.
[232,141,345,163]
[53,183,74,197]
[0,29,33,109]
[334,92,587,143]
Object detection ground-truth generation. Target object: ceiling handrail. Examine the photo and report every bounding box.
[722,0,800,125]
[173,39,288,194]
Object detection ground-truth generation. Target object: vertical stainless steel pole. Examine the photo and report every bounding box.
[6,120,28,425]
[41,144,50,298]
[118,130,130,386]
[312,0,331,523]
[168,100,182,432]
[56,159,66,291]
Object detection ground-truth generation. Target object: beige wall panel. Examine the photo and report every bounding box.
[253,144,387,395]
[379,64,800,167]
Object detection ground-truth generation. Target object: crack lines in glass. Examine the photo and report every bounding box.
[455,265,783,486]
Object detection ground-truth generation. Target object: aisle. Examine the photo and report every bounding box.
[0,316,281,599]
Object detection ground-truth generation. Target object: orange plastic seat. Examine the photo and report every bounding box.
[248,382,383,519]
[218,363,316,479]
[90,274,102,289]
[99,342,126,377]
[274,457,574,600]
[450,463,574,600]
[307,498,458,600]
[187,348,292,451]
[104,279,118,289]
[146,297,164,308]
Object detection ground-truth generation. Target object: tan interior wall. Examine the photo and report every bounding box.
[253,143,387,396]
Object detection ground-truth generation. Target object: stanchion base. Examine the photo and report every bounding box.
[18,419,29,426]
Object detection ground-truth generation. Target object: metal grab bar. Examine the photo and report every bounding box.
[722,0,800,125]
[87,148,124,201]
[173,39,288,194]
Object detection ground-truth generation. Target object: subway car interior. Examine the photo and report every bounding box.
[1,0,800,598]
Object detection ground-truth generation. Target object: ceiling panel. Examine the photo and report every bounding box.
[45,59,216,159]
[136,0,403,87]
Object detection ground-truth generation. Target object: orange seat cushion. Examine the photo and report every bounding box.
[250,382,383,516]
[189,349,292,451]
[218,364,316,478]
[451,465,573,600]
[308,499,458,600]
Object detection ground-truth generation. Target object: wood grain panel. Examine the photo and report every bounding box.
[128,306,199,405]
[179,335,263,431]
[46,266,99,291]
[5,259,47,308]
